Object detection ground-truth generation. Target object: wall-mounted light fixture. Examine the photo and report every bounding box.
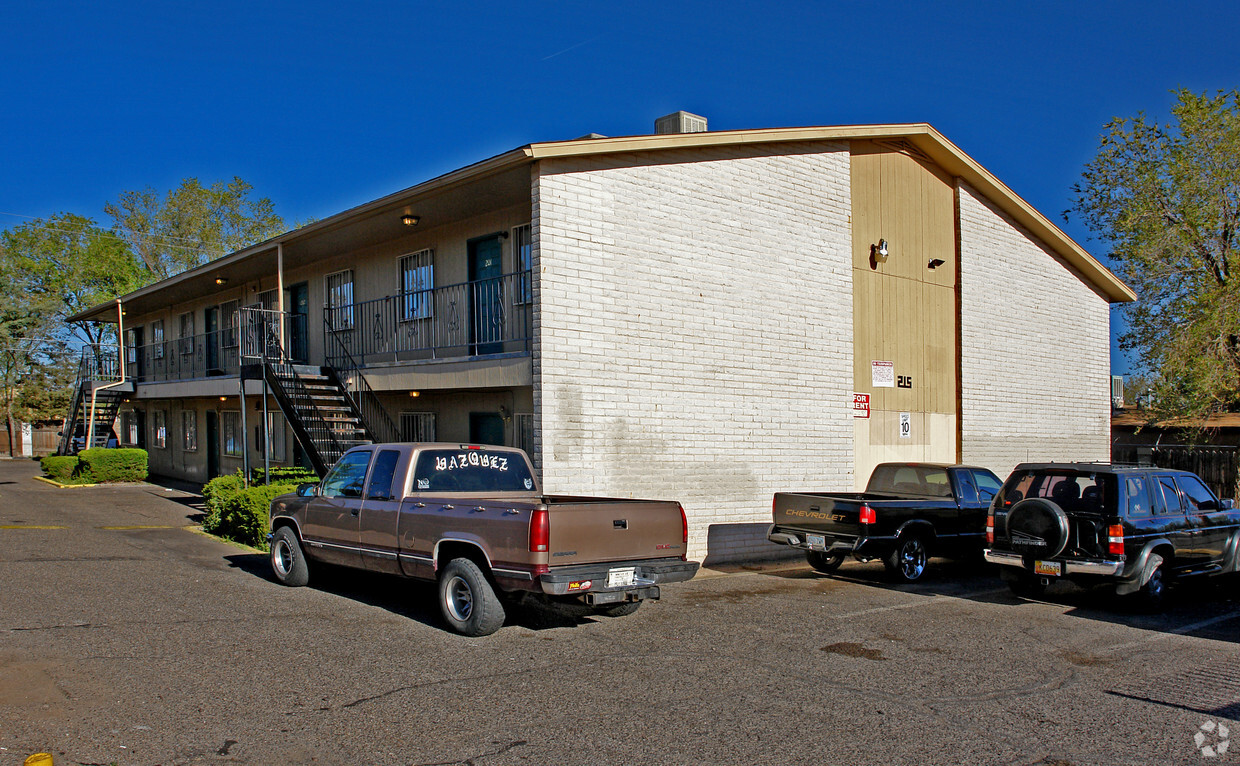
[928,258,945,269]
[871,239,889,263]
[215,276,229,285]
[408,390,420,398]
[402,214,420,227]
[218,396,227,402]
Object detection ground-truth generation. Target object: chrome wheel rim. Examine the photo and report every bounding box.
[446,576,474,621]
[900,540,926,580]
[273,539,294,577]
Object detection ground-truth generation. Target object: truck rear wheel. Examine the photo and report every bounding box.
[806,551,845,573]
[884,534,927,582]
[438,557,506,636]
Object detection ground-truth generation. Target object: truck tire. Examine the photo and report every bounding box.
[598,601,642,617]
[270,526,310,587]
[438,558,506,636]
[1005,499,1070,558]
[884,534,927,582]
[806,551,845,573]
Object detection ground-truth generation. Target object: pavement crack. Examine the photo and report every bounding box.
[10,622,103,632]
[409,740,528,766]
[324,668,534,711]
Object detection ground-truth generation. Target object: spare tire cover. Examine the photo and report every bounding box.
[1005,499,1070,558]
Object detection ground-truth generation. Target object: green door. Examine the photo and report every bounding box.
[469,413,505,447]
[468,236,504,355]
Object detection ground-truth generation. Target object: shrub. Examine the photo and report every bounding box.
[78,448,147,483]
[202,472,246,534]
[40,455,78,483]
[214,481,302,549]
[252,466,318,485]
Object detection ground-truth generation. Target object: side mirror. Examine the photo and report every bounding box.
[1223,498,1235,511]
[296,483,319,498]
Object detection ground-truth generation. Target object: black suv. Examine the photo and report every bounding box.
[984,463,1240,607]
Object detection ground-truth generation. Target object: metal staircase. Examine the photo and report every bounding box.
[260,363,377,476]
[58,346,132,455]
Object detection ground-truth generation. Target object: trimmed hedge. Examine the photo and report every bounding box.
[78,448,147,483]
[40,455,78,482]
[252,466,318,484]
[40,448,148,484]
[202,471,303,549]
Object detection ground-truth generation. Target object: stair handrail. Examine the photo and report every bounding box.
[264,362,347,476]
[322,316,400,444]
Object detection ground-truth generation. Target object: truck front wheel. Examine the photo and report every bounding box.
[438,558,506,636]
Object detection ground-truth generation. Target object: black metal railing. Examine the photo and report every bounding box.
[323,319,399,444]
[324,271,533,367]
[239,307,308,364]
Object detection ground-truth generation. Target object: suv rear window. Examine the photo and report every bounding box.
[997,470,1117,516]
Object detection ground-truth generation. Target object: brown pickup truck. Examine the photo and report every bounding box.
[268,443,699,635]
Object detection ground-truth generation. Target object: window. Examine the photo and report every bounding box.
[1156,476,1182,515]
[325,270,354,329]
[367,449,402,499]
[179,312,195,355]
[1176,475,1218,512]
[125,328,139,365]
[322,450,371,498]
[513,224,533,305]
[1125,476,1151,517]
[152,410,166,448]
[400,411,437,442]
[257,289,278,311]
[515,413,534,455]
[220,300,240,347]
[222,411,242,457]
[152,320,165,359]
[399,250,435,321]
[120,410,139,446]
[973,470,1003,501]
[412,448,535,493]
[182,410,198,451]
[256,412,286,462]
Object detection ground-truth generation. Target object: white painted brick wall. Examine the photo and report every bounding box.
[533,143,854,563]
[958,182,1112,478]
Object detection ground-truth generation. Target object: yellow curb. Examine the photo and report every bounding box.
[32,476,97,488]
[24,753,53,766]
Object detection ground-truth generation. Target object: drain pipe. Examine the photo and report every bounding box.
[86,299,129,449]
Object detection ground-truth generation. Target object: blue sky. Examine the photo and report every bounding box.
[3,1,1238,374]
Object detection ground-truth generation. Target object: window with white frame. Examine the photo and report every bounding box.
[399,250,435,321]
[152,409,167,448]
[513,224,533,305]
[182,410,197,451]
[400,411,437,442]
[325,270,354,329]
[220,300,240,347]
[125,328,139,365]
[179,312,194,355]
[222,411,242,457]
[514,413,534,454]
[151,320,165,359]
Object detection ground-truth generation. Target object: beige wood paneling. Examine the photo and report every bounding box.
[851,141,959,473]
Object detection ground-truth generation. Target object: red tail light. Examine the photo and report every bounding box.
[1107,524,1125,556]
[680,504,689,560]
[859,504,876,525]
[529,508,549,553]
[986,514,995,545]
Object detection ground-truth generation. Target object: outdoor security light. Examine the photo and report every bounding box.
[871,239,889,263]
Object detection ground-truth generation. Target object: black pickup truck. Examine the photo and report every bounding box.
[768,463,1003,581]
[984,463,1240,608]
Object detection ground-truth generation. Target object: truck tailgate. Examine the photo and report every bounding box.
[773,492,866,536]
[544,497,684,566]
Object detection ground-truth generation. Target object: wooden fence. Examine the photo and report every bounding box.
[0,425,61,458]
[1112,443,1239,501]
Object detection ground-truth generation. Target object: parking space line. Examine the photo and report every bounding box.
[1102,610,1240,654]
[828,586,1010,619]
[0,525,68,529]
[98,525,177,530]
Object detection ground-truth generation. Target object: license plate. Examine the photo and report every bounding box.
[806,534,826,550]
[1034,560,1062,577]
[607,567,636,588]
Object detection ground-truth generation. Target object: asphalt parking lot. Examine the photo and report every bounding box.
[1,458,1238,766]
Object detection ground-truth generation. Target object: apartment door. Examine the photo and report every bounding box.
[127,327,144,380]
[470,413,504,447]
[204,307,221,374]
[206,411,220,478]
[468,235,504,355]
[286,282,309,362]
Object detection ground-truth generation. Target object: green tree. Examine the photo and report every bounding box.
[105,176,286,281]
[0,213,144,347]
[1072,89,1240,420]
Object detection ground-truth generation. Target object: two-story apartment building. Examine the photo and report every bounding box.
[68,115,1135,563]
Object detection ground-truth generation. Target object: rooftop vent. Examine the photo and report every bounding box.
[655,111,707,135]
